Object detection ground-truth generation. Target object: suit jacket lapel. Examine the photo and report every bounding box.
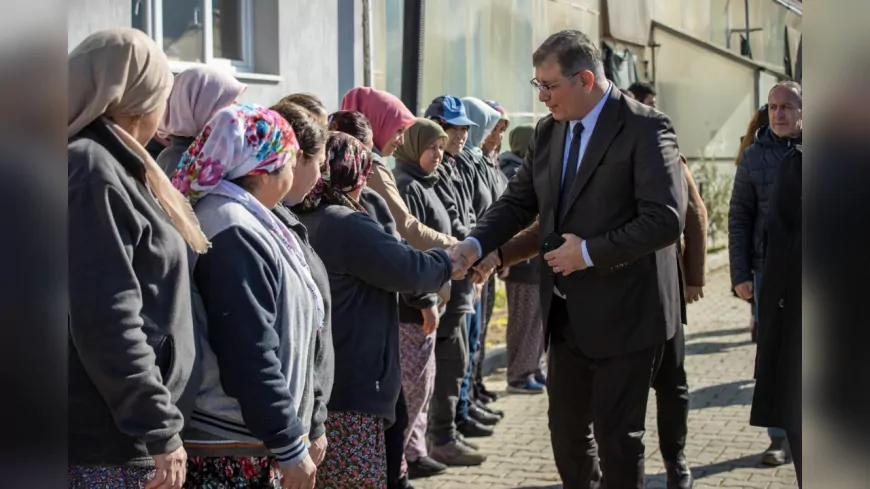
[549,121,567,215]
[559,90,624,225]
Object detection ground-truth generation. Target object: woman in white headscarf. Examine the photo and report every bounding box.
[455,97,504,216]
[68,28,207,489]
[155,65,247,175]
[451,96,507,434]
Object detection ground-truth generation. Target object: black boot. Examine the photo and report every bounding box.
[476,382,500,402]
[664,456,693,489]
[468,403,501,426]
[474,398,504,418]
[397,474,415,489]
[406,456,446,480]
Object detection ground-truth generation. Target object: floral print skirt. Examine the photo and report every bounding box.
[317,411,387,488]
[398,322,437,461]
[185,455,281,488]
[505,281,546,384]
[68,465,155,488]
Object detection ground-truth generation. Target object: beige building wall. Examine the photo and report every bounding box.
[649,0,801,67]
[653,28,756,161]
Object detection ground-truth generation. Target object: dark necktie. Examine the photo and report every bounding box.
[554,122,583,296]
[558,122,584,225]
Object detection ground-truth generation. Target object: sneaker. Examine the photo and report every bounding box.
[456,433,480,450]
[468,403,501,426]
[761,437,789,466]
[507,380,545,394]
[457,417,494,438]
[429,439,487,466]
[534,372,547,385]
[406,456,447,479]
[474,398,504,418]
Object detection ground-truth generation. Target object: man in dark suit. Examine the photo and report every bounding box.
[452,30,686,488]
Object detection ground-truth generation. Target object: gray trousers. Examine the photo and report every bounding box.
[427,312,468,445]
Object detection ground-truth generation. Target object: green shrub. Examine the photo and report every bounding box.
[688,156,734,249]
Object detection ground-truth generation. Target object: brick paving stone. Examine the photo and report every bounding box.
[413,266,798,488]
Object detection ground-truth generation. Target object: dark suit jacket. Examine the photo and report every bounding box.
[470,88,687,359]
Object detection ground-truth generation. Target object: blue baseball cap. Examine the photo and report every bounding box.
[424,95,478,127]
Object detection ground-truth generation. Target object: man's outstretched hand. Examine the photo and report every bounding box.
[449,239,480,280]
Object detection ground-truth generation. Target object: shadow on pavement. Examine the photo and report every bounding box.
[689,379,754,409]
[685,326,751,341]
[686,339,755,355]
[511,454,780,489]
[644,454,776,487]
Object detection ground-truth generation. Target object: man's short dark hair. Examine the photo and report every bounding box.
[627,82,656,101]
[532,30,604,79]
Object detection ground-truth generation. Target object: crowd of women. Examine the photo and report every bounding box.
[68,28,548,489]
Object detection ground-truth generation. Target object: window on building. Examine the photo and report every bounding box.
[131,0,253,72]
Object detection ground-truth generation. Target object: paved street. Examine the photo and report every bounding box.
[415,265,798,488]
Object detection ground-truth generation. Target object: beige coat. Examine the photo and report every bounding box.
[367,162,457,250]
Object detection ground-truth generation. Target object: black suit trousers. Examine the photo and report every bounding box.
[652,321,690,461]
[547,296,662,489]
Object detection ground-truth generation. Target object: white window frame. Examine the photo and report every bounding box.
[133,0,255,74]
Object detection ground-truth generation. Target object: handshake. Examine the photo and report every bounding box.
[448,239,501,284]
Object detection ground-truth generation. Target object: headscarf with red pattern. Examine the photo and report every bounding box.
[296,132,373,213]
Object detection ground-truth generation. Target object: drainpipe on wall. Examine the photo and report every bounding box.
[362,0,374,87]
[401,0,424,114]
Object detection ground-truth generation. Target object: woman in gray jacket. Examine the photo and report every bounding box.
[68,28,209,489]
[172,104,322,489]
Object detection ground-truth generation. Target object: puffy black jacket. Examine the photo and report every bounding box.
[728,126,801,286]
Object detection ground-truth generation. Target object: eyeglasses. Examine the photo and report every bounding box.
[530,71,582,93]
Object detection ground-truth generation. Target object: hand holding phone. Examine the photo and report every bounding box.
[541,232,566,254]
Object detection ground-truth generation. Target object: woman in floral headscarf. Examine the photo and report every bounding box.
[295,132,454,488]
[171,104,322,489]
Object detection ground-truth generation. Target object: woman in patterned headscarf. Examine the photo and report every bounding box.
[172,104,323,489]
[295,132,454,488]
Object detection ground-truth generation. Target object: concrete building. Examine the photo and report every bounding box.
[68,0,365,111]
[370,0,801,162]
[68,0,801,163]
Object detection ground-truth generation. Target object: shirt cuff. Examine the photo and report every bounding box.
[467,237,483,261]
[581,240,594,267]
[272,436,309,468]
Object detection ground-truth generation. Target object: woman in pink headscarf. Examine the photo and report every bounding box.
[155,66,247,175]
[340,87,457,253]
